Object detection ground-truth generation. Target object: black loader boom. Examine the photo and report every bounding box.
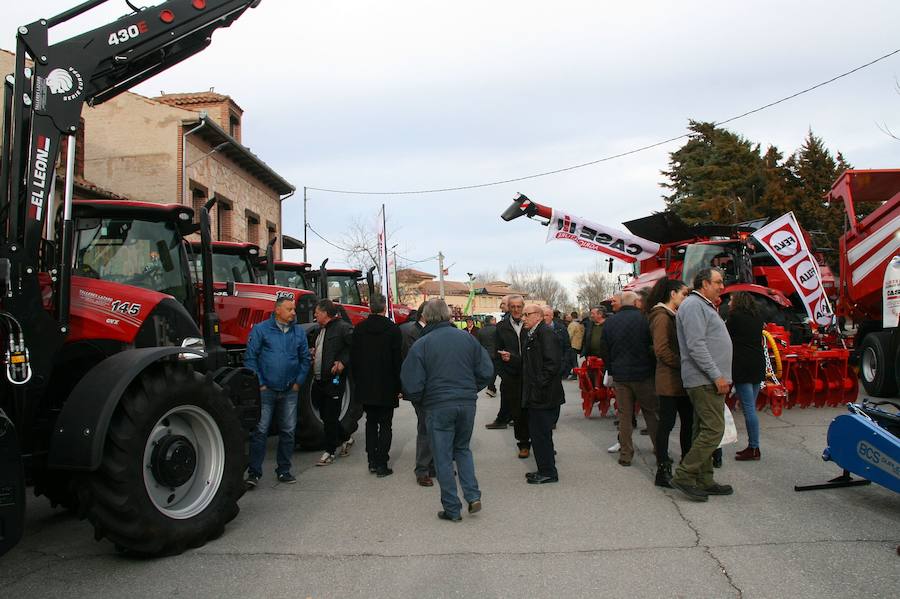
[0,0,261,558]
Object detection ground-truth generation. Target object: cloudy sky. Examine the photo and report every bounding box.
[5,1,900,300]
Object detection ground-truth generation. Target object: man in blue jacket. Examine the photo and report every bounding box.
[244,297,311,487]
[401,299,494,522]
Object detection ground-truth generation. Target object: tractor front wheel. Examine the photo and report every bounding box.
[83,362,245,555]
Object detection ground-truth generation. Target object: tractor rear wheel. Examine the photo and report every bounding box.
[859,332,898,397]
[83,362,245,555]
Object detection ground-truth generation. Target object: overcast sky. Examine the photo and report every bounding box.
[5,1,900,301]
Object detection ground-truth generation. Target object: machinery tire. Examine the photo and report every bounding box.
[859,332,898,397]
[295,374,364,450]
[83,362,245,556]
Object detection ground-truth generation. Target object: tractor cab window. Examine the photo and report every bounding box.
[188,252,256,283]
[75,218,188,302]
[274,269,309,291]
[326,275,361,305]
[682,242,753,288]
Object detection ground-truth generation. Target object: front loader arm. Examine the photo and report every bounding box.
[500,193,553,223]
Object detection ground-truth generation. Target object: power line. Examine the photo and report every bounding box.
[307,47,900,196]
[396,253,439,264]
[306,222,353,253]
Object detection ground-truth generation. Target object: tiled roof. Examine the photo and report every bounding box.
[398,268,435,279]
[154,91,238,108]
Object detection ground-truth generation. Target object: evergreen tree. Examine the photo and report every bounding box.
[757,145,796,219]
[784,129,851,255]
[661,121,766,224]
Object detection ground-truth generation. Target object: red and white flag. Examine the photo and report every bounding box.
[751,212,834,327]
[376,204,394,320]
[545,210,659,263]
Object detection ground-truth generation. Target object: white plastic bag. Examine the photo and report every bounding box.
[602,372,614,388]
[719,404,738,447]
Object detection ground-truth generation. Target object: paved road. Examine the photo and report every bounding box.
[3,382,899,598]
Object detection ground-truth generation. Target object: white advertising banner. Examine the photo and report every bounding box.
[751,212,834,327]
[884,255,900,329]
[545,210,660,263]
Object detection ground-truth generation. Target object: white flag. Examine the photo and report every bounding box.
[751,212,834,327]
[545,210,660,263]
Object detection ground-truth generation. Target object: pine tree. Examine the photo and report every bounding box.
[661,121,766,224]
[784,130,850,256]
[757,145,796,219]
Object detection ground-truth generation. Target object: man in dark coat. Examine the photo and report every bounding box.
[477,315,498,397]
[311,299,354,466]
[350,294,402,477]
[601,291,659,466]
[522,304,565,484]
[581,306,608,360]
[543,306,570,378]
[400,302,435,486]
[491,295,531,459]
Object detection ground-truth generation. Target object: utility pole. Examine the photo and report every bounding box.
[302,186,308,262]
[438,251,445,299]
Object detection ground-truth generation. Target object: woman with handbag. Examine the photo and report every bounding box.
[726,292,765,461]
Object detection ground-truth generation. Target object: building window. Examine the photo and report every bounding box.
[246,211,260,246]
[216,196,233,241]
[229,113,241,142]
[190,184,207,219]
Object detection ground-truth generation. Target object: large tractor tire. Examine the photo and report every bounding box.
[295,374,364,450]
[83,363,245,556]
[859,332,898,397]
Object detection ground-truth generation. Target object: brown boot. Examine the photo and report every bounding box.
[735,447,761,461]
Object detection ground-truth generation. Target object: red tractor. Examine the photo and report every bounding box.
[0,1,264,557]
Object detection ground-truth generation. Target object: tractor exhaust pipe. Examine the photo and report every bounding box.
[265,236,277,285]
[199,206,226,369]
[318,258,329,300]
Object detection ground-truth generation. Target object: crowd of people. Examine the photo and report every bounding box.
[241,265,767,518]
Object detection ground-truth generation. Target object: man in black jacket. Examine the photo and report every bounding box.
[350,294,402,477]
[522,304,565,484]
[491,295,530,459]
[601,291,659,466]
[311,299,354,466]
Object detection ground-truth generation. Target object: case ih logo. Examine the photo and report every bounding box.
[46,67,84,102]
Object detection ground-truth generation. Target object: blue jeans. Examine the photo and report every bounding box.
[426,404,481,517]
[734,382,760,449]
[248,388,298,477]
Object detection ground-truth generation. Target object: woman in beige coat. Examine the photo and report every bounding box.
[647,277,691,488]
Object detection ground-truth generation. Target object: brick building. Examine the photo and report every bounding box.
[0,49,294,256]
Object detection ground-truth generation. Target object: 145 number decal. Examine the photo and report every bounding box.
[111,300,142,316]
[107,21,148,45]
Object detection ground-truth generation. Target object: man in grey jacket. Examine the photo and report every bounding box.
[401,299,494,522]
[670,267,734,502]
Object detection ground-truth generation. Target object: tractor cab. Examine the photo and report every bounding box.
[188,241,260,284]
[307,268,368,325]
[259,260,313,292]
[73,200,198,315]
[681,239,754,289]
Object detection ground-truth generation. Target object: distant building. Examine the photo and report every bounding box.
[397,269,545,314]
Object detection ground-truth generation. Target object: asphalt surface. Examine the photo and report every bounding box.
[3,381,899,598]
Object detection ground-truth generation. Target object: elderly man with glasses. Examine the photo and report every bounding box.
[521,304,565,484]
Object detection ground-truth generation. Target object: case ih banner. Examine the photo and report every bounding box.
[545,210,660,263]
[751,212,834,327]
